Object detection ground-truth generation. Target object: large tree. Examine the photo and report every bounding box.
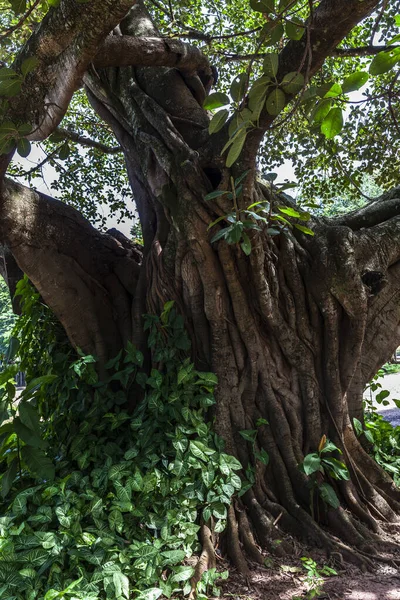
[1,0,400,576]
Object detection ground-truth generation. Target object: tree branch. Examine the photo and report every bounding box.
[56,128,121,154]
[6,0,138,146]
[241,0,381,163]
[0,178,142,365]
[93,35,210,73]
[217,45,400,62]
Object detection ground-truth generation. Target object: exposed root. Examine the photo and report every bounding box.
[189,525,216,599]
[226,504,252,577]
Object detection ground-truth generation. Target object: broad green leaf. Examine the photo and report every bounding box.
[239,429,257,442]
[226,128,247,167]
[319,482,340,508]
[230,73,247,102]
[321,107,343,139]
[5,336,20,362]
[21,57,39,77]
[303,453,321,475]
[17,138,31,157]
[286,19,304,40]
[209,109,229,134]
[170,566,194,583]
[278,206,301,218]
[241,231,252,255]
[255,448,270,465]
[21,446,55,480]
[369,49,400,75]
[10,0,26,13]
[342,71,369,93]
[0,78,22,97]
[0,68,19,80]
[160,550,186,565]
[113,572,129,599]
[310,98,333,123]
[1,458,18,498]
[321,82,342,98]
[211,502,227,519]
[250,0,275,12]
[19,402,41,435]
[263,53,279,78]
[203,92,230,110]
[14,418,47,448]
[266,88,286,116]
[294,224,314,236]
[204,189,229,201]
[281,72,304,94]
[58,143,70,160]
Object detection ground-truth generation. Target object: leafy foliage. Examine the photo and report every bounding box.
[0,280,239,599]
[300,437,349,513]
[0,277,15,356]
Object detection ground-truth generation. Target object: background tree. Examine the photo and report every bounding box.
[1,0,400,578]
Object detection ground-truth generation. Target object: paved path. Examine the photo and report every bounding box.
[369,372,400,426]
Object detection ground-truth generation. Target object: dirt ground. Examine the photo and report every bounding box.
[217,563,400,600]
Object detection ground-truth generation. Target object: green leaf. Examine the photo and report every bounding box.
[294,223,314,236]
[203,92,230,110]
[1,458,18,498]
[230,73,247,102]
[160,550,186,565]
[5,336,20,362]
[255,448,270,465]
[278,206,301,218]
[322,457,349,480]
[369,49,400,76]
[303,453,321,475]
[113,572,130,599]
[204,189,229,201]
[319,482,340,508]
[321,107,343,139]
[209,109,229,134]
[239,429,257,442]
[226,128,247,167]
[263,53,279,78]
[286,19,304,40]
[266,88,286,116]
[10,0,26,13]
[170,566,195,583]
[250,0,275,12]
[21,446,55,480]
[19,402,41,435]
[310,98,333,123]
[58,143,70,160]
[281,72,304,94]
[342,71,369,93]
[14,418,47,448]
[21,57,39,77]
[321,82,342,98]
[211,502,227,519]
[17,138,31,157]
[0,78,22,97]
[241,231,252,255]
[219,453,242,475]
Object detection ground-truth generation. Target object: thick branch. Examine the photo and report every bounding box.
[218,45,399,62]
[7,0,138,143]
[330,188,400,230]
[242,0,381,162]
[93,36,210,73]
[0,178,142,364]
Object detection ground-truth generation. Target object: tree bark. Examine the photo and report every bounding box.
[1,0,400,574]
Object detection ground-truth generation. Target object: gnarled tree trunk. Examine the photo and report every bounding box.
[1,0,400,575]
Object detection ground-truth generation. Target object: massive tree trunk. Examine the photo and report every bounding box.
[1,0,400,575]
